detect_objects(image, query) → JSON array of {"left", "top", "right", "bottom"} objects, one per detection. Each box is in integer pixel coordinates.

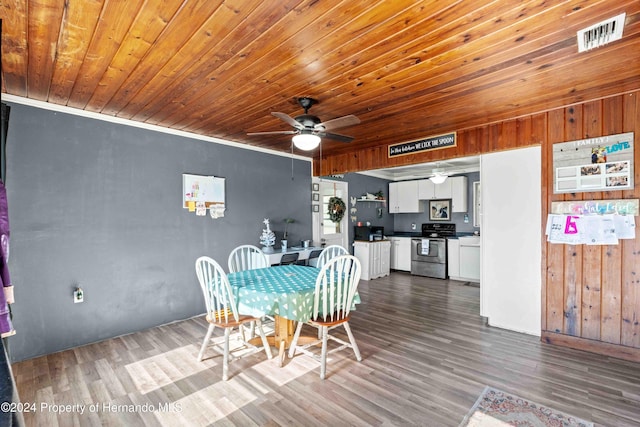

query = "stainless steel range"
[{"left": 411, "top": 223, "right": 456, "bottom": 278}]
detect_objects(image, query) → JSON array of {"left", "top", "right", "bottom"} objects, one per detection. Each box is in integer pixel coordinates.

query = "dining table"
[{"left": 227, "top": 264, "right": 360, "bottom": 366}]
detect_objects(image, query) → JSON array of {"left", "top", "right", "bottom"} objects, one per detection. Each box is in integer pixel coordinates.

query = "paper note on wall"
[
  {"left": 546, "top": 215, "right": 584, "bottom": 244},
  {"left": 209, "top": 204, "right": 225, "bottom": 218},
  {"left": 613, "top": 215, "right": 636, "bottom": 239},
  {"left": 195, "top": 201, "right": 206, "bottom": 216},
  {"left": 546, "top": 213, "right": 635, "bottom": 245},
  {"left": 582, "top": 215, "right": 618, "bottom": 245}
]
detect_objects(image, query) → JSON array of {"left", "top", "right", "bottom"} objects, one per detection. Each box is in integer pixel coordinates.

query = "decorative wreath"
[{"left": 328, "top": 196, "right": 346, "bottom": 223}]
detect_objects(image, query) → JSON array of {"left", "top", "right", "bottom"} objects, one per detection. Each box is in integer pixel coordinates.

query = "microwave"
[{"left": 354, "top": 226, "right": 384, "bottom": 241}]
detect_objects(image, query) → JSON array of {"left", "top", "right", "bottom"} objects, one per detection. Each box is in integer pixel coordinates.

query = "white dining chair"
[
  {"left": 228, "top": 244, "right": 269, "bottom": 273},
  {"left": 228, "top": 244, "right": 275, "bottom": 334},
  {"left": 316, "top": 244, "right": 348, "bottom": 268},
  {"left": 288, "top": 255, "right": 362, "bottom": 379},
  {"left": 195, "top": 256, "right": 272, "bottom": 381}
]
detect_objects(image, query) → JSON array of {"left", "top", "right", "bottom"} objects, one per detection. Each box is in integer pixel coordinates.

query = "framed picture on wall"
[
  {"left": 312, "top": 193, "right": 320, "bottom": 201},
  {"left": 429, "top": 199, "right": 451, "bottom": 221},
  {"left": 312, "top": 183, "right": 319, "bottom": 191},
  {"left": 312, "top": 204, "right": 319, "bottom": 212}
]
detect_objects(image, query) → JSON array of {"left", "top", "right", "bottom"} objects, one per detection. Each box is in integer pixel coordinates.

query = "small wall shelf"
[{"left": 356, "top": 198, "right": 386, "bottom": 203}]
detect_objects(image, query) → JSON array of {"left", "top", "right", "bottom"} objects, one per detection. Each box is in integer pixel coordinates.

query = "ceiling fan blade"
[
  {"left": 316, "top": 114, "right": 360, "bottom": 131},
  {"left": 317, "top": 131, "right": 354, "bottom": 143},
  {"left": 272, "top": 112, "right": 303, "bottom": 129},
  {"left": 247, "top": 130, "right": 296, "bottom": 136}
]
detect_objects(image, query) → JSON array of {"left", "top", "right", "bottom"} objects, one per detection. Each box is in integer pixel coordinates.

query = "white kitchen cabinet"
[
  {"left": 419, "top": 176, "right": 467, "bottom": 212},
  {"left": 390, "top": 176, "right": 468, "bottom": 213},
  {"left": 353, "top": 240, "right": 391, "bottom": 280},
  {"left": 418, "top": 179, "right": 434, "bottom": 199},
  {"left": 417, "top": 179, "right": 451, "bottom": 200},
  {"left": 449, "top": 176, "right": 468, "bottom": 212},
  {"left": 388, "top": 181, "right": 422, "bottom": 213},
  {"left": 388, "top": 182, "right": 401, "bottom": 212},
  {"left": 448, "top": 236, "right": 480, "bottom": 282},
  {"left": 389, "top": 237, "right": 399, "bottom": 269},
  {"left": 447, "top": 238, "right": 460, "bottom": 278},
  {"left": 389, "top": 236, "right": 412, "bottom": 271},
  {"left": 435, "top": 180, "right": 452, "bottom": 199},
  {"left": 458, "top": 236, "right": 480, "bottom": 282}
]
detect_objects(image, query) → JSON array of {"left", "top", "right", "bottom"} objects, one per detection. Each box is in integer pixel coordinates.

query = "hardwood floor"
[{"left": 12, "top": 272, "right": 640, "bottom": 426}]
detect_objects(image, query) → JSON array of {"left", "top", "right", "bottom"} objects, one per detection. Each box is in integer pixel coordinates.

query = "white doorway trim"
[{"left": 312, "top": 178, "right": 349, "bottom": 250}]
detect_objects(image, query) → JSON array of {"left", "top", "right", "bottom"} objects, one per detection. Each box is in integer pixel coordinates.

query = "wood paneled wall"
[
  {"left": 315, "top": 114, "right": 548, "bottom": 177},
  {"left": 319, "top": 90, "right": 640, "bottom": 361},
  {"left": 542, "top": 93, "right": 640, "bottom": 362}
]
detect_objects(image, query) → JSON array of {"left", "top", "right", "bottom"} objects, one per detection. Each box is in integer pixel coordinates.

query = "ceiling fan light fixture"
[
  {"left": 429, "top": 172, "right": 448, "bottom": 184},
  {"left": 292, "top": 132, "right": 321, "bottom": 150}
]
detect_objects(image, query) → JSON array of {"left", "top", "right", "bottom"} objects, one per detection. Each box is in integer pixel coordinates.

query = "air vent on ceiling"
[{"left": 577, "top": 12, "right": 626, "bottom": 52}]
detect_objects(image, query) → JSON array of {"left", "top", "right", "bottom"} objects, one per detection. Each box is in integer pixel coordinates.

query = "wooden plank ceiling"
[{"left": 1, "top": 0, "right": 639, "bottom": 166}]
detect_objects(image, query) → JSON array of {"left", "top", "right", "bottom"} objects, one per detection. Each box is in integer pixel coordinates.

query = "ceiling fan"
[
  {"left": 247, "top": 97, "right": 360, "bottom": 150},
  {"left": 429, "top": 162, "right": 450, "bottom": 184}
]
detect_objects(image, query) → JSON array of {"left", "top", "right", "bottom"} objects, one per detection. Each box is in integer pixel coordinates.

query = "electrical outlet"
[{"left": 73, "top": 288, "right": 84, "bottom": 303}]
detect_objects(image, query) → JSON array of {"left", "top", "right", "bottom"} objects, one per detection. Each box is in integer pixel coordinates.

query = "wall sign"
[
  {"left": 552, "top": 132, "right": 634, "bottom": 194},
  {"left": 551, "top": 199, "right": 639, "bottom": 216},
  {"left": 388, "top": 132, "right": 456, "bottom": 157}
]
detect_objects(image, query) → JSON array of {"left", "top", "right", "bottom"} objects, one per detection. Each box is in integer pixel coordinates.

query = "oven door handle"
[{"left": 412, "top": 238, "right": 446, "bottom": 257}]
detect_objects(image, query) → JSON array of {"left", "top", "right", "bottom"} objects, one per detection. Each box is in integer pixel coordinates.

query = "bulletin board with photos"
[{"left": 552, "top": 132, "right": 634, "bottom": 194}]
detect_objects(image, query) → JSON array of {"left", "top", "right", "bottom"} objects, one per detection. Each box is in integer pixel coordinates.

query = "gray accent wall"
[
  {"left": 5, "top": 103, "right": 312, "bottom": 361},
  {"left": 338, "top": 173, "right": 394, "bottom": 248}
]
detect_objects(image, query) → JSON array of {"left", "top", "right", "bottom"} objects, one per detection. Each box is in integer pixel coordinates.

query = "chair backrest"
[
  {"left": 306, "top": 249, "right": 323, "bottom": 267},
  {"left": 317, "top": 245, "right": 348, "bottom": 268},
  {"left": 195, "top": 256, "right": 239, "bottom": 323},
  {"left": 228, "top": 245, "right": 269, "bottom": 273},
  {"left": 313, "top": 255, "right": 361, "bottom": 322},
  {"left": 279, "top": 252, "right": 299, "bottom": 266}
]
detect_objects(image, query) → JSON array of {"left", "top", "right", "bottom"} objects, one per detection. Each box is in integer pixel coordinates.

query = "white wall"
[{"left": 480, "top": 146, "right": 541, "bottom": 336}]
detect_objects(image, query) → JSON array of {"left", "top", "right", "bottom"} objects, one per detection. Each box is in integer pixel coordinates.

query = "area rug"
[{"left": 459, "top": 386, "right": 593, "bottom": 427}]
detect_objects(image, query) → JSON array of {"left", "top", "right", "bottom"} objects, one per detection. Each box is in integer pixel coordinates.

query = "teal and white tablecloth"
[{"left": 227, "top": 265, "right": 359, "bottom": 322}]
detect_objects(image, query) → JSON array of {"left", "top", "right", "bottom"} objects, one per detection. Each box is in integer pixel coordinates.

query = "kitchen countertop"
[
  {"left": 448, "top": 232, "right": 480, "bottom": 239},
  {"left": 388, "top": 231, "right": 479, "bottom": 238},
  {"left": 388, "top": 232, "right": 422, "bottom": 237}
]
